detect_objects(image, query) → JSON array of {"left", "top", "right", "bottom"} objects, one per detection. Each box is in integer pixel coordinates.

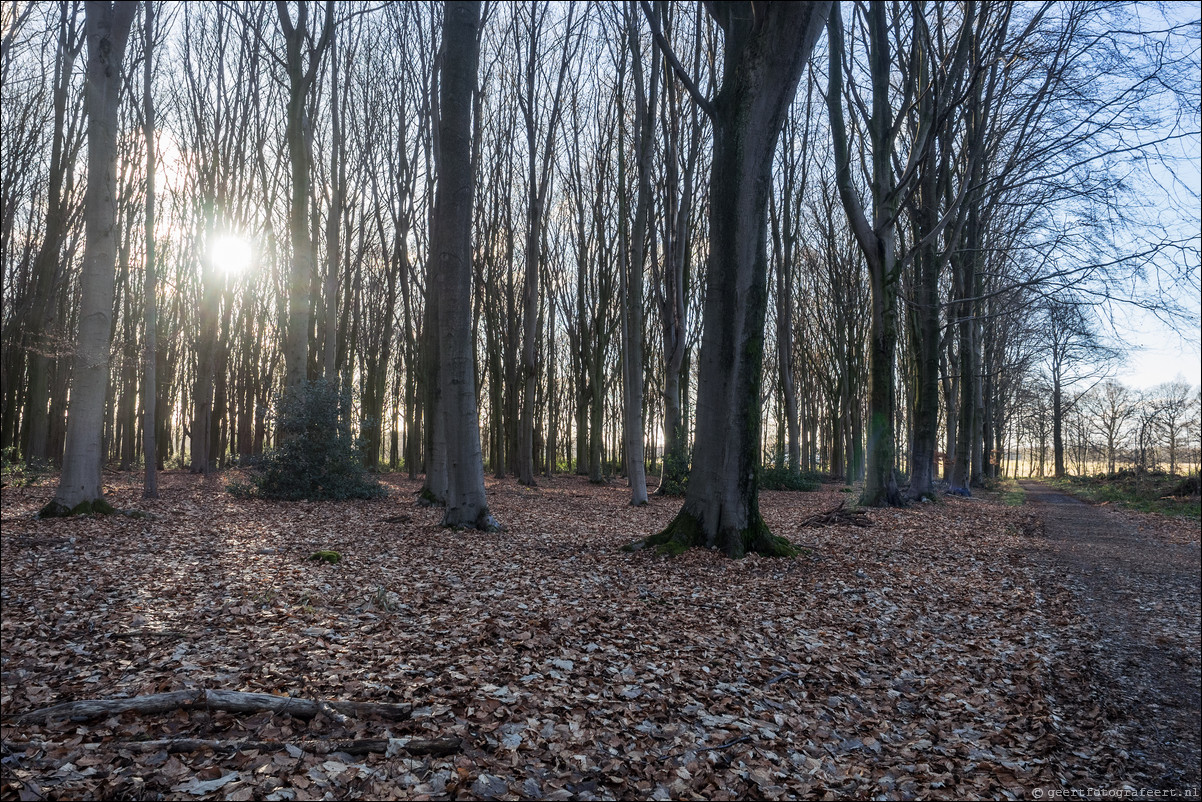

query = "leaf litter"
[{"left": 1, "top": 472, "right": 1194, "bottom": 799}]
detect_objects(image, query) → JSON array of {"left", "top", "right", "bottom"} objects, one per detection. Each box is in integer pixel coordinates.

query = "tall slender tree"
[
  {"left": 618, "top": 0, "right": 659, "bottom": 506},
  {"left": 277, "top": 0, "right": 333, "bottom": 390},
  {"left": 142, "top": 0, "right": 158, "bottom": 499},
  {"left": 427, "top": 0, "right": 496, "bottom": 530},
  {"left": 41, "top": 0, "right": 137, "bottom": 517}
]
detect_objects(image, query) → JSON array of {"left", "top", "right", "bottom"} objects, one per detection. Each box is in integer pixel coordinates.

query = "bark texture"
[
  {"left": 43, "top": 1, "right": 136, "bottom": 517},
  {"left": 431, "top": 0, "right": 496, "bottom": 530},
  {"left": 646, "top": 1, "right": 830, "bottom": 558}
]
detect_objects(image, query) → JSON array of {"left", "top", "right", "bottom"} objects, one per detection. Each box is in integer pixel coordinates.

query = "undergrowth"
[{"left": 1047, "top": 471, "right": 1200, "bottom": 519}]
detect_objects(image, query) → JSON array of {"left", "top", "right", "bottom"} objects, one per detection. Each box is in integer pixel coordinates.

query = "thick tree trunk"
[
  {"left": 588, "top": 352, "right": 605, "bottom": 483},
  {"left": 42, "top": 0, "right": 136, "bottom": 517},
  {"left": 949, "top": 257, "right": 975, "bottom": 495},
  {"left": 430, "top": 0, "right": 496, "bottom": 530},
  {"left": 906, "top": 232, "right": 941, "bottom": 500},
  {"left": 640, "top": 1, "right": 830, "bottom": 558}
]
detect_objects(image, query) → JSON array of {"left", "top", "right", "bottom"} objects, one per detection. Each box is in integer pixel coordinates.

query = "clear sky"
[{"left": 1104, "top": 4, "right": 1201, "bottom": 391}]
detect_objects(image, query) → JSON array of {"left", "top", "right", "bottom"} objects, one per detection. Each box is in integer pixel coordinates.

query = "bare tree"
[
  {"left": 42, "top": 0, "right": 136, "bottom": 517},
  {"left": 425, "top": 0, "right": 497, "bottom": 530},
  {"left": 513, "top": 1, "right": 579, "bottom": 486},
  {"left": 637, "top": 0, "right": 831, "bottom": 557},
  {"left": 825, "top": 1, "right": 913, "bottom": 507},
  {"left": 617, "top": 1, "right": 659, "bottom": 505},
  {"left": 142, "top": 0, "right": 158, "bottom": 498},
  {"left": 20, "top": 2, "right": 85, "bottom": 465},
  {"left": 1089, "top": 380, "right": 1135, "bottom": 475},
  {"left": 1154, "top": 379, "right": 1199, "bottom": 477},
  {"left": 277, "top": 0, "right": 333, "bottom": 390}
]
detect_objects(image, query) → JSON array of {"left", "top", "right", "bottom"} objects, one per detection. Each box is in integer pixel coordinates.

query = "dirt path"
[{"left": 1020, "top": 481, "right": 1201, "bottom": 790}]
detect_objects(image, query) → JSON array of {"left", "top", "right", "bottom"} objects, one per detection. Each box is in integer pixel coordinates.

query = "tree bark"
[
  {"left": 142, "top": 0, "right": 158, "bottom": 498},
  {"left": 23, "top": 2, "right": 84, "bottom": 465},
  {"left": 640, "top": 1, "right": 830, "bottom": 558},
  {"left": 826, "top": 2, "right": 902, "bottom": 507},
  {"left": 42, "top": 1, "right": 136, "bottom": 517},
  {"left": 619, "top": 2, "right": 657, "bottom": 506},
  {"left": 429, "top": 0, "right": 496, "bottom": 530},
  {"left": 277, "top": 0, "right": 333, "bottom": 390}
]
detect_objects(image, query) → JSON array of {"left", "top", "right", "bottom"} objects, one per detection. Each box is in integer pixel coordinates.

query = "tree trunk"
[
  {"left": 641, "top": 1, "right": 830, "bottom": 558},
  {"left": 826, "top": 2, "right": 902, "bottom": 507},
  {"left": 278, "top": 1, "right": 333, "bottom": 390},
  {"left": 619, "top": 3, "right": 657, "bottom": 506},
  {"left": 142, "top": 0, "right": 157, "bottom": 498},
  {"left": 321, "top": 21, "right": 342, "bottom": 379},
  {"left": 1052, "top": 370, "right": 1065, "bottom": 478},
  {"left": 42, "top": 0, "right": 136, "bottom": 517},
  {"left": 23, "top": 2, "right": 84, "bottom": 465},
  {"left": 429, "top": 0, "right": 496, "bottom": 530}
]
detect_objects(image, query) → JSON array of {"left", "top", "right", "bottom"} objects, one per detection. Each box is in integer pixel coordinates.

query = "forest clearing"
[{"left": 2, "top": 472, "right": 1198, "bottom": 800}]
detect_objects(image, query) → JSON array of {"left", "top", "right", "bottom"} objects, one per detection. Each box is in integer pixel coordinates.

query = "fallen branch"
[
  {"left": 2, "top": 735, "right": 461, "bottom": 758},
  {"left": 698, "top": 734, "right": 752, "bottom": 752},
  {"left": 12, "top": 689, "right": 412, "bottom": 725},
  {"left": 797, "top": 501, "right": 871, "bottom": 528}
]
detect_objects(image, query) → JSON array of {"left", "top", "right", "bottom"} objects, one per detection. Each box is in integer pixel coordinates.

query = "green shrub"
[
  {"left": 2, "top": 447, "right": 48, "bottom": 487},
  {"left": 758, "top": 466, "right": 820, "bottom": 492},
  {"left": 232, "top": 379, "right": 385, "bottom": 501},
  {"left": 656, "top": 452, "right": 690, "bottom": 496}
]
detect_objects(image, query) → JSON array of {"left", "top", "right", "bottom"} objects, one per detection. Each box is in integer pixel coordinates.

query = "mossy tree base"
[
  {"left": 441, "top": 508, "right": 503, "bottom": 532},
  {"left": 38, "top": 498, "right": 116, "bottom": 519},
  {"left": 416, "top": 487, "right": 445, "bottom": 507},
  {"left": 624, "top": 507, "right": 797, "bottom": 559}
]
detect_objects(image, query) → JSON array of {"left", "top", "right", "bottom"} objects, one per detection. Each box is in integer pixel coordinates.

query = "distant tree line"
[{"left": 1013, "top": 378, "right": 1200, "bottom": 479}]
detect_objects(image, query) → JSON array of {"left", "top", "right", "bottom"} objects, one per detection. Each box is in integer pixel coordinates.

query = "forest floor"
[{"left": 1, "top": 471, "right": 1198, "bottom": 801}]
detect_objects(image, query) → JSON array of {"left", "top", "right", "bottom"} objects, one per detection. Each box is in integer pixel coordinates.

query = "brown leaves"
[{"left": 0, "top": 472, "right": 1169, "bottom": 799}]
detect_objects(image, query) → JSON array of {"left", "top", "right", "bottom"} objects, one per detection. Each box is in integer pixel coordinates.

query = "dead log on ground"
[
  {"left": 797, "top": 500, "right": 872, "bottom": 528},
  {"left": 12, "top": 689, "right": 412, "bottom": 725},
  {"left": 2, "top": 735, "right": 462, "bottom": 758}
]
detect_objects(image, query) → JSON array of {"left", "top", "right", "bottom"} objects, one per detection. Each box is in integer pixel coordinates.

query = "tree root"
[
  {"left": 13, "top": 689, "right": 413, "bottom": 725},
  {"left": 37, "top": 498, "right": 116, "bottom": 519},
  {"left": 624, "top": 507, "right": 797, "bottom": 558}
]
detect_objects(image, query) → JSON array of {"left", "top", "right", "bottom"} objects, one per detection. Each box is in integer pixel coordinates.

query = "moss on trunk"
[
  {"left": 416, "top": 486, "right": 445, "bottom": 507},
  {"left": 624, "top": 506, "right": 797, "bottom": 559},
  {"left": 38, "top": 498, "right": 116, "bottom": 519}
]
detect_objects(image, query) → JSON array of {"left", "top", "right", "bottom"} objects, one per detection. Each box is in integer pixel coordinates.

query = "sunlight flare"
[{"left": 209, "top": 234, "right": 253, "bottom": 276}]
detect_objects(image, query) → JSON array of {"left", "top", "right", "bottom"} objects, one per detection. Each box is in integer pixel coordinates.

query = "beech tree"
[
  {"left": 142, "top": 0, "right": 157, "bottom": 498},
  {"left": 41, "top": 0, "right": 136, "bottom": 517},
  {"left": 617, "top": 0, "right": 659, "bottom": 506},
  {"left": 426, "top": 0, "right": 496, "bottom": 530},
  {"left": 277, "top": 0, "right": 333, "bottom": 390},
  {"left": 637, "top": 0, "right": 831, "bottom": 558}
]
